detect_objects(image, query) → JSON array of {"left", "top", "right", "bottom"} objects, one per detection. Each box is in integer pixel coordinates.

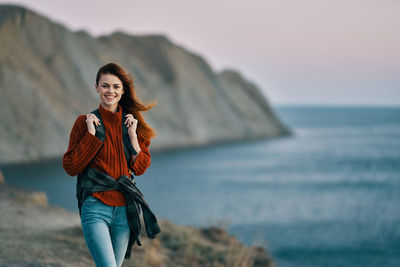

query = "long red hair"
[{"left": 95, "top": 62, "right": 158, "bottom": 140}]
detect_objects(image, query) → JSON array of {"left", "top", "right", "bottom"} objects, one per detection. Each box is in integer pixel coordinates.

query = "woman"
[{"left": 62, "top": 62, "right": 158, "bottom": 267}]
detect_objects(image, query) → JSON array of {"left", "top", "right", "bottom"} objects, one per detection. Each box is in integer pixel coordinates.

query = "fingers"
[
  {"left": 125, "top": 119, "right": 134, "bottom": 127},
  {"left": 124, "top": 114, "right": 136, "bottom": 127},
  {"left": 87, "top": 113, "right": 136, "bottom": 127},
  {"left": 124, "top": 114, "right": 130, "bottom": 125},
  {"left": 95, "top": 117, "right": 101, "bottom": 126},
  {"left": 86, "top": 114, "right": 101, "bottom": 126}
]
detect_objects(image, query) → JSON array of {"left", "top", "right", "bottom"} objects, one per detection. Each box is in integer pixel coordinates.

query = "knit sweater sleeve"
[
  {"left": 62, "top": 115, "right": 103, "bottom": 176},
  {"left": 129, "top": 138, "right": 151, "bottom": 176}
]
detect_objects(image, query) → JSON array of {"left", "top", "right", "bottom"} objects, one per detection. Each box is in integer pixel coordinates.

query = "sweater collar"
[{"left": 98, "top": 103, "right": 122, "bottom": 124}]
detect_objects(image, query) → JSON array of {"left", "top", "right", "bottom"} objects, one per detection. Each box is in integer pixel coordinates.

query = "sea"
[{"left": 1, "top": 105, "right": 399, "bottom": 267}]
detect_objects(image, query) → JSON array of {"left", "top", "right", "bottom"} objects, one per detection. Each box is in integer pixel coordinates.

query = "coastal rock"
[{"left": 0, "top": 4, "right": 292, "bottom": 164}]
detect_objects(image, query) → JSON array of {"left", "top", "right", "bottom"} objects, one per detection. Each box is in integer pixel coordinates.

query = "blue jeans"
[{"left": 80, "top": 195, "right": 131, "bottom": 267}]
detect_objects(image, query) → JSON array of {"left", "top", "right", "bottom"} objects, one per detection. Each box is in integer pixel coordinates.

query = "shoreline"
[
  {"left": 0, "top": 171, "right": 275, "bottom": 266},
  {"left": 0, "top": 131, "right": 292, "bottom": 167}
]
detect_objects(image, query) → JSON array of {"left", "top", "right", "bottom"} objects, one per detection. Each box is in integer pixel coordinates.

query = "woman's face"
[{"left": 95, "top": 73, "right": 124, "bottom": 108}]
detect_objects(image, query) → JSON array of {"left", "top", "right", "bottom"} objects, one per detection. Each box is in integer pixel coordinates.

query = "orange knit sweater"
[{"left": 62, "top": 103, "right": 151, "bottom": 206}]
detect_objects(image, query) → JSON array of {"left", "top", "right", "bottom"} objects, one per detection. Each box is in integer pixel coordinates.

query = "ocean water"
[{"left": 2, "top": 105, "right": 400, "bottom": 267}]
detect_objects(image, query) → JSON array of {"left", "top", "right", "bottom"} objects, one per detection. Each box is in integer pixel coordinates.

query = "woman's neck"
[{"left": 100, "top": 102, "right": 118, "bottom": 113}]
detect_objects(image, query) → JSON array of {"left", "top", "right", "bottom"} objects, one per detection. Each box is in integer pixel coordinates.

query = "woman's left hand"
[{"left": 124, "top": 114, "right": 138, "bottom": 137}]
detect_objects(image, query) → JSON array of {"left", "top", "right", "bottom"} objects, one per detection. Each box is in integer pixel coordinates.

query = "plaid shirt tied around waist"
[{"left": 76, "top": 167, "right": 161, "bottom": 259}]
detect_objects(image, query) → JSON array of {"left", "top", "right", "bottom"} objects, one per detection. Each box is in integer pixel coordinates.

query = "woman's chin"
[{"left": 102, "top": 99, "right": 118, "bottom": 106}]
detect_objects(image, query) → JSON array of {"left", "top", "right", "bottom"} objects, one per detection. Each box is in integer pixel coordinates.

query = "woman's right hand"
[{"left": 86, "top": 114, "right": 101, "bottom": 135}]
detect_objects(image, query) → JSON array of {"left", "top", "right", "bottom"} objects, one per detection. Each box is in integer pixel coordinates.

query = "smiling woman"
[
  {"left": 97, "top": 74, "right": 124, "bottom": 104},
  {"left": 62, "top": 62, "right": 160, "bottom": 266}
]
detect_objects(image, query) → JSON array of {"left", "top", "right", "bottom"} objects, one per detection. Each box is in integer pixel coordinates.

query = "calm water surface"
[{"left": 2, "top": 105, "right": 400, "bottom": 267}]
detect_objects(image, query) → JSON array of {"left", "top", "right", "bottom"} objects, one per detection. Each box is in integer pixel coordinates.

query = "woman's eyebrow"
[{"left": 101, "top": 82, "right": 121, "bottom": 86}]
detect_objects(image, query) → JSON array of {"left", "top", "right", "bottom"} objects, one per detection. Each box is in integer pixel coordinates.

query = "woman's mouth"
[{"left": 105, "top": 94, "right": 116, "bottom": 99}]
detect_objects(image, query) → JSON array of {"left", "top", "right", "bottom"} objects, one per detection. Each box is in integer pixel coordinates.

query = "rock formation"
[{"left": 0, "top": 4, "right": 291, "bottom": 164}]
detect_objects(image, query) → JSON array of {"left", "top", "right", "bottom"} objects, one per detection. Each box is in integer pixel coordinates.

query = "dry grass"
[
  {"left": 0, "top": 179, "right": 275, "bottom": 267},
  {"left": 128, "top": 220, "right": 275, "bottom": 267}
]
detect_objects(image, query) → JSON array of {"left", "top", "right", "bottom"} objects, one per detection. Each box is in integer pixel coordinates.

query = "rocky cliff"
[{"left": 0, "top": 4, "right": 291, "bottom": 164}]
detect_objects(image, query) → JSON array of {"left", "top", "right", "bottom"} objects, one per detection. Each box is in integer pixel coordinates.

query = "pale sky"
[{"left": 1, "top": 0, "right": 399, "bottom": 106}]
